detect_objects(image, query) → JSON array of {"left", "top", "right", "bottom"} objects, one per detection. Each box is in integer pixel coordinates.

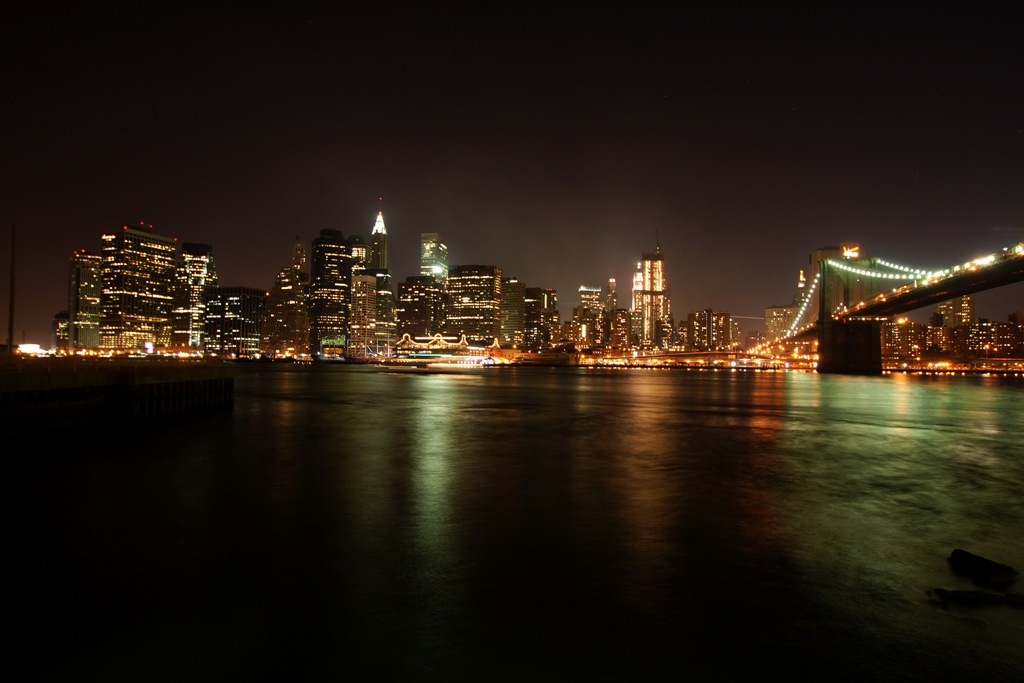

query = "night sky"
[{"left": 5, "top": 6, "right": 1023, "bottom": 346}]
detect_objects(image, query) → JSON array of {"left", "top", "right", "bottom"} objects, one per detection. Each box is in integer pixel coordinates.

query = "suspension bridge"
[{"left": 784, "top": 242, "right": 1024, "bottom": 374}]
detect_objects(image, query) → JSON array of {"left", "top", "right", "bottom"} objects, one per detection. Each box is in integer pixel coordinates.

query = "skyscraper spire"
[{"left": 371, "top": 201, "right": 388, "bottom": 271}]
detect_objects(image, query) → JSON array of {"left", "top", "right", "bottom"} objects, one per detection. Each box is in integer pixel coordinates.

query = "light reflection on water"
[{"left": 12, "top": 365, "right": 1023, "bottom": 681}]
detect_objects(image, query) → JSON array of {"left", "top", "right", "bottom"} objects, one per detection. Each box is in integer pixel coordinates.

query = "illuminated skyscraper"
[
  {"left": 369, "top": 269, "right": 396, "bottom": 357},
  {"left": 684, "top": 308, "right": 732, "bottom": 351},
  {"left": 364, "top": 205, "right": 396, "bottom": 356},
  {"left": 636, "top": 247, "right": 672, "bottom": 348},
  {"left": 578, "top": 285, "right": 602, "bottom": 312},
  {"left": 603, "top": 278, "right": 617, "bottom": 313},
  {"left": 260, "top": 236, "right": 310, "bottom": 358},
  {"left": 447, "top": 264, "right": 502, "bottom": 343},
  {"left": 610, "top": 308, "right": 632, "bottom": 350},
  {"left": 99, "top": 222, "right": 178, "bottom": 351},
  {"left": 170, "top": 243, "right": 217, "bottom": 351},
  {"left": 397, "top": 275, "right": 445, "bottom": 338},
  {"left": 575, "top": 285, "right": 603, "bottom": 348},
  {"left": 206, "top": 287, "right": 266, "bottom": 358},
  {"left": 309, "top": 229, "right": 352, "bottom": 358},
  {"left": 934, "top": 295, "right": 975, "bottom": 327},
  {"left": 348, "top": 274, "right": 377, "bottom": 358},
  {"left": 500, "top": 276, "right": 526, "bottom": 347},
  {"left": 347, "top": 234, "right": 370, "bottom": 277},
  {"left": 52, "top": 311, "right": 69, "bottom": 352},
  {"left": 420, "top": 232, "right": 448, "bottom": 281},
  {"left": 370, "top": 208, "right": 388, "bottom": 271},
  {"left": 524, "top": 287, "right": 559, "bottom": 351},
  {"left": 68, "top": 249, "right": 101, "bottom": 352}
]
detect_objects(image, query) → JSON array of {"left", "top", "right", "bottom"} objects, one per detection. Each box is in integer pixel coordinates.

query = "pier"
[{"left": 0, "top": 357, "right": 238, "bottom": 429}]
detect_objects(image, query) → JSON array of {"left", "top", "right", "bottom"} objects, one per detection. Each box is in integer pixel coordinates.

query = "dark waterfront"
[{"left": 11, "top": 365, "right": 1024, "bottom": 681}]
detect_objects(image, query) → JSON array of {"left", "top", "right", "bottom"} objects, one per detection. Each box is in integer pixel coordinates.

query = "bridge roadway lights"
[{"left": 817, "top": 319, "right": 883, "bottom": 375}]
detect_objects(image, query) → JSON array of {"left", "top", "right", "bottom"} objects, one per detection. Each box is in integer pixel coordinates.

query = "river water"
[{"left": 11, "top": 365, "right": 1024, "bottom": 681}]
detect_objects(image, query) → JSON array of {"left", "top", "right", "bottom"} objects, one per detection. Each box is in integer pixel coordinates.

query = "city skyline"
[{"left": 5, "top": 6, "right": 1023, "bottom": 345}]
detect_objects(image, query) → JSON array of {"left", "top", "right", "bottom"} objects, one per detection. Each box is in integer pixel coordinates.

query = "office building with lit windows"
[
  {"left": 447, "top": 264, "right": 502, "bottom": 343},
  {"left": 206, "top": 287, "right": 267, "bottom": 358},
  {"left": 420, "top": 232, "right": 449, "bottom": 281},
  {"left": 684, "top": 308, "right": 733, "bottom": 351},
  {"left": 349, "top": 274, "right": 378, "bottom": 358},
  {"left": 574, "top": 285, "right": 604, "bottom": 348},
  {"left": 68, "top": 249, "right": 102, "bottom": 353},
  {"left": 934, "top": 295, "right": 975, "bottom": 328},
  {"left": 635, "top": 247, "right": 672, "bottom": 348},
  {"left": 170, "top": 242, "right": 218, "bottom": 351},
  {"left": 524, "top": 287, "right": 559, "bottom": 351},
  {"left": 309, "top": 229, "right": 352, "bottom": 358},
  {"left": 397, "top": 275, "right": 445, "bottom": 338},
  {"left": 99, "top": 222, "right": 178, "bottom": 351},
  {"left": 500, "top": 276, "right": 526, "bottom": 348},
  {"left": 260, "top": 236, "right": 310, "bottom": 358}
]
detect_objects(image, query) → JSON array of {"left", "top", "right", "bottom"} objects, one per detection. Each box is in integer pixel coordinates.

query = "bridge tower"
[{"left": 816, "top": 259, "right": 883, "bottom": 374}]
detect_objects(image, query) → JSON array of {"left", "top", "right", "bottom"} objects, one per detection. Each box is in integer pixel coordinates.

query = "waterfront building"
[
  {"left": 260, "top": 236, "right": 310, "bottom": 358},
  {"left": 684, "top": 308, "right": 733, "bottom": 351},
  {"left": 348, "top": 274, "right": 377, "bottom": 358},
  {"left": 500, "top": 276, "right": 526, "bottom": 348},
  {"left": 52, "top": 311, "right": 69, "bottom": 352},
  {"left": 420, "top": 232, "right": 448, "bottom": 281},
  {"left": 524, "top": 287, "right": 559, "bottom": 351},
  {"left": 205, "top": 287, "right": 267, "bottom": 358},
  {"left": 369, "top": 268, "right": 397, "bottom": 357},
  {"left": 99, "top": 222, "right": 178, "bottom": 351},
  {"left": 765, "top": 305, "right": 798, "bottom": 341},
  {"left": 609, "top": 309, "right": 632, "bottom": 351},
  {"left": 765, "top": 270, "right": 806, "bottom": 339},
  {"left": 966, "top": 319, "right": 1023, "bottom": 357},
  {"left": 309, "top": 229, "right": 352, "bottom": 359},
  {"left": 170, "top": 243, "right": 217, "bottom": 351},
  {"left": 447, "top": 265, "right": 502, "bottom": 344},
  {"left": 744, "top": 330, "right": 767, "bottom": 351},
  {"left": 883, "top": 318, "right": 929, "bottom": 360},
  {"left": 574, "top": 285, "right": 604, "bottom": 349},
  {"left": 397, "top": 275, "right": 445, "bottom": 338},
  {"left": 67, "top": 249, "right": 102, "bottom": 353}
]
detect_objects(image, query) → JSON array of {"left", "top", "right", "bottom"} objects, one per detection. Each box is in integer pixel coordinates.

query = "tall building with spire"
[
  {"left": 366, "top": 205, "right": 396, "bottom": 356},
  {"left": 370, "top": 200, "right": 388, "bottom": 271}
]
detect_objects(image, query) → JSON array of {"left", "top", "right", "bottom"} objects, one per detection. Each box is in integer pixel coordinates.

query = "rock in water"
[{"left": 948, "top": 549, "right": 1018, "bottom": 586}]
